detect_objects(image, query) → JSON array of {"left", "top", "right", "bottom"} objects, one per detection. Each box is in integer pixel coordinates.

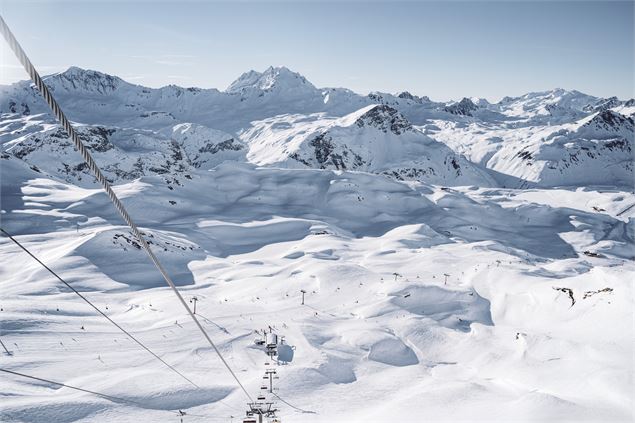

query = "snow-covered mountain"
[
  {"left": 226, "top": 66, "right": 316, "bottom": 97},
  {"left": 430, "top": 107, "right": 634, "bottom": 187},
  {"left": 2, "top": 121, "right": 244, "bottom": 186},
  {"left": 241, "top": 104, "right": 494, "bottom": 186},
  {"left": 0, "top": 66, "right": 368, "bottom": 133},
  {"left": 1, "top": 66, "right": 632, "bottom": 188},
  {"left": 494, "top": 88, "right": 601, "bottom": 122}
]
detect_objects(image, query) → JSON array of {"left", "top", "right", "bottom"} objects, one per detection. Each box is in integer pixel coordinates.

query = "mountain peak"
[
  {"left": 444, "top": 97, "right": 479, "bottom": 116},
  {"left": 226, "top": 66, "right": 315, "bottom": 94},
  {"left": 354, "top": 105, "right": 413, "bottom": 135},
  {"left": 47, "top": 66, "right": 124, "bottom": 94},
  {"left": 63, "top": 65, "right": 86, "bottom": 74},
  {"left": 584, "top": 109, "right": 634, "bottom": 131},
  {"left": 56, "top": 66, "right": 120, "bottom": 81}
]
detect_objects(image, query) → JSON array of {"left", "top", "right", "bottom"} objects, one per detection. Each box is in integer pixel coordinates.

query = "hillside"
[{"left": 0, "top": 66, "right": 633, "bottom": 423}]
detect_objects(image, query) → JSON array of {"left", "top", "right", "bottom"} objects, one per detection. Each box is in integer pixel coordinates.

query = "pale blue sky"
[{"left": 0, "top": 0, "right": 633, "bottom": 101}]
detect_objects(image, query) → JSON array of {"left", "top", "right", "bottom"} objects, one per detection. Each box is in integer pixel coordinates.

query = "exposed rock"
[
  {"left": 444, "top": 97, "right": 479, "bottom": 116},
  {"left": 355, "top": 105, "right": 413, "bottom": 135}
]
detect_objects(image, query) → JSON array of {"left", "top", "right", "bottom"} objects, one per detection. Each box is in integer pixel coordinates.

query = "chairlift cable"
[
  {"left": 0, "top": 227, "right": 199, "bottom": 389},
  {"left": 272, "top": 392, "right": 317, "bottom": 414},
  {"left": 1, "top": 368, "right": 171, "bottom": 414},
  {"left": 2, "top": 368, "right": 232, "bottom": 421}
]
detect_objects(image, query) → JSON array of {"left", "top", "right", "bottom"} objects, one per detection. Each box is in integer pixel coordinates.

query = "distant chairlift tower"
[
  {"left": 265, "top": 332, "right": 278, "bottom": 360},
  {"left": 189, "top": 296, "right": 198, "bottom": 314},
  {"left": 264, "top": 368, "right": 278, "bottom": 393}
]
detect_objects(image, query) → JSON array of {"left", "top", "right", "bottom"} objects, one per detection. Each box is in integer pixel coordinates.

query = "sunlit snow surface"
[
  {"left": 2, "top": 158, "right": 633, "bottom": 422},
  {"left": 0, "top": 67, "right": 634, "bottom": 422}
]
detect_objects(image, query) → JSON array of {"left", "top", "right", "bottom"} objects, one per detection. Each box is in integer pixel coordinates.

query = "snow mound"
[
  {"left": 74, "top": 228, "right": 205, "bottom": 288},
  {"left": 368, "top": 337, "right": 419, "bottom": 366}
]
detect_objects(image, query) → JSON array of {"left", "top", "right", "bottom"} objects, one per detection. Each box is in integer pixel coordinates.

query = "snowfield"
[{"left": 0, "top": 66, "right": 633, "bottom": 423}]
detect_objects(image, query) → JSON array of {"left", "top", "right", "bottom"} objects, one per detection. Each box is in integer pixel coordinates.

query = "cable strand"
[{"left": 1, "top": 368, "right": 165, "bottom": 411}]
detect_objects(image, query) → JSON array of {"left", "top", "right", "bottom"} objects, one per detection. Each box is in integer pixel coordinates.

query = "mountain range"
[{"left": 1, "top": 65, "right": 633, "bottom": 189}]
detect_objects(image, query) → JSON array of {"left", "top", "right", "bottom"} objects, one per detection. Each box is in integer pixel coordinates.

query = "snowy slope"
[
  {"left": 429, "top": 109, "right": 634, "bottom": 188},
  {"left": 494, "top": 88, "right": 601, "bottom": 123},
  {"left": 241, "top": 105, "right": 494, "bottom": 186},
  {"left": 2, "top": 121, "right": 244, "bottom": 186},
  {"left": 1, "top": 66, "right": 634, "bottom": 423},
  {"left": 1, "top": 152, "right": 633, "bottom": 422}
]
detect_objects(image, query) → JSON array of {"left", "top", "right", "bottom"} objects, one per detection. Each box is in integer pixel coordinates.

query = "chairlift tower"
[
  {"left": 189, "top": 296, "right": 198, "bottom": 314},
  {"left": 264, "top": 368, "right": 278, "bottom": 393},
  {"left": 244, "top": 399, "right": 280, "bottom": 423},
  {"left": 265, "top": 332, "right": 278, "bottom": 360}
]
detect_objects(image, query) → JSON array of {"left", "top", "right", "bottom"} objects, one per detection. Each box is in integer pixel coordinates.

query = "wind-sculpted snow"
[
  {"left": 388, "top": 286, "right": 493, "bottom": 331},
  {"left": 1, "top": 66, "right": 634, "bottom": 423},
  {"left": 74, "top": 228, "right": 205, "bottom": 288}
]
